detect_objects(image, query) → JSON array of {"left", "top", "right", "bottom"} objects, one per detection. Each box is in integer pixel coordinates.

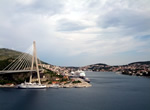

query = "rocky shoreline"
[
  {"left": 0, "top": 84, "right": 15, "bottom": 88},
  {"left": 47, "top": 78, "right": 92, "bottom": 88},
  {"left": 0, "top": 78, "right": 92, "bottom": 88}
]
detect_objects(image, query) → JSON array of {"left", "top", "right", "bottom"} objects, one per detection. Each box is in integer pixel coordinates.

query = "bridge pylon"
[{"left": 29, "top": 41, "right": 41, "bottom": 84}]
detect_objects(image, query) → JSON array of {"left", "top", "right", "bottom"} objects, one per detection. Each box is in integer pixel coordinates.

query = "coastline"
[
  {"left": 47, "top": 78, "right": 92, "bottom": 88},
  {"left": 0, "top": 78, "right": 92, "bottom": 88},
  {"left": 0, "top": 85, "right": 15, "bottom": 88}
]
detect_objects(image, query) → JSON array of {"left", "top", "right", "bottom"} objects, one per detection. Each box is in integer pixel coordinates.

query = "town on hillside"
[
  {"left": 80, "top": 62, "right": 150, "bottom": 76},
  {"left": 41, "top": 61, "right": 150, "bottom": 77}
]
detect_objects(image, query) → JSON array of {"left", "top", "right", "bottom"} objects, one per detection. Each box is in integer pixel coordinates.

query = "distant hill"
[
  {"left": 0, "top": 48, "right": 48, "bottom": 70},
  {"left": 88, "top": 63, "right": 108, "bottom": 66},
  {"left": 0, "top": 48, "right": 23, "bottom": 70},
  {"left": 128, "top": 61, "right": 150, "bottom": 65},
  {"left": 0, "top": 48, "right": 22, "bottom": 61},
  {"left": 80, "top": 63, "right": 109, "bottom": 71},
  {"left": 80, "top": 61, "right": 150, "bottom": 73}
]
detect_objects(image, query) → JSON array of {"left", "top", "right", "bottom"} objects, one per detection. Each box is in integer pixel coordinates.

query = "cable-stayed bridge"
[{"left": 0, "top": 41, "right": 42, "bottom": 84}]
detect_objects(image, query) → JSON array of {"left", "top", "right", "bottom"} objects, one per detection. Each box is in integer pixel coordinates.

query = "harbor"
[
  {"left": 0, "top": 79, "right": 91, "bottom": 88},
  {"left": 1, "top": 72, "right": 150, "bottom": 110},
  {"left": 0, "top": 69, "right": 92, "bottom": 88}
]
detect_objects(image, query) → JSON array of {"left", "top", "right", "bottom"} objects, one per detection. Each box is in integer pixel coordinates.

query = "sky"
[{"left": 0, "top": 0, "right": 150, "bottom": 66}]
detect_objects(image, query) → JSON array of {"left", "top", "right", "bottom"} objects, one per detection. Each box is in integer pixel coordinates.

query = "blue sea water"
[{"left": 0, "top": 72, "right": 150, "bottom": 110}]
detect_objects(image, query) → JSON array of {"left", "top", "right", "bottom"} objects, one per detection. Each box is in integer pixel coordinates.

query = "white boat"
[
  {"left": 84, "top": 77, "right": 90, "bottom": 83},
  {"left": 17, "top": 82, "right": 46, "bottom": 89},
  {"left": 74, "top": 70, "right": 86, "bottom": 77},
  {"left": 71, "top": 71, "right": 75, "bottom": 75},
  {"left": 17, "top": 41, "right": 46, "bottom": 89}
]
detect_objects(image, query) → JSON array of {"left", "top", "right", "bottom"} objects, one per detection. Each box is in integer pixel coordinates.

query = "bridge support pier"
[{"left": 29, "top": 41, "right": 41, "bottom": 84}]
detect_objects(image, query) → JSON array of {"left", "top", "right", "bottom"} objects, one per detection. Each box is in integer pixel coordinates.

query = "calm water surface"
[{"left": 0, "top": 72, "right": 150, "bottom": 110}]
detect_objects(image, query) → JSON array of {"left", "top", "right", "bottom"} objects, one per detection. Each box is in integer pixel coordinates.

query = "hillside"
[
  {"left": 0, "top": 48, "right": 48, "bottom": 70},
  {"left": 0, "top": 48, "right": 150, "bottom": 77},
  {"left": 0, "top": 48, "right": 22, "bottom": 61},
  {"left": 80, "top": 61, "right": 150, "bottom": 76},
  {"left": 0, "top": 48, "right": 68, "bottom": 85},
  {"left": 80, "top": 63, "right": 110, "bottom": 71},
  {"left": 0, "top": 48, "right": 23, "bottom": 70},
  {"left": 128, "top": 61, "right": 150, "bottom": 65}
]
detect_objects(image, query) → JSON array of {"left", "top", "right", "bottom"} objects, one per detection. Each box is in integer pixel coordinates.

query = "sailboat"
[{"left": 17, "top": 41, "right": 46, "bottom": 89}]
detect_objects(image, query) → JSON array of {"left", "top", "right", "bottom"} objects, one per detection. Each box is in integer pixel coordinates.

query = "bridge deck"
[{"left": 0, "top": 70, "right": 42, "bottom": 74}]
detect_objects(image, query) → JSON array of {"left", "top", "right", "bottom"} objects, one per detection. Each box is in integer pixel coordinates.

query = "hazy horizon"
[{"left": 0, "top": 47, "right": 149, "bottom": 67}]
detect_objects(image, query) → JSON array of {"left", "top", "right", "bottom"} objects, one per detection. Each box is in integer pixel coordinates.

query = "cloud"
[
  {"left": 15, "top": 0, "right": 64, "bottom": 15},
  {"left": 0, "top": 0, "right": 150, "bottom": 66},
  {"left": 16, "top": 0, "right": 35, "bottom": 5},
  {"left": 97, "top": 9, "right": 150, "bottom": 32},
  {"left": 57, "top": 19, "right": 88, "bottom": 32},
  {"left": 137, "top": 35, "right": 150, "bottom": 40}
]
